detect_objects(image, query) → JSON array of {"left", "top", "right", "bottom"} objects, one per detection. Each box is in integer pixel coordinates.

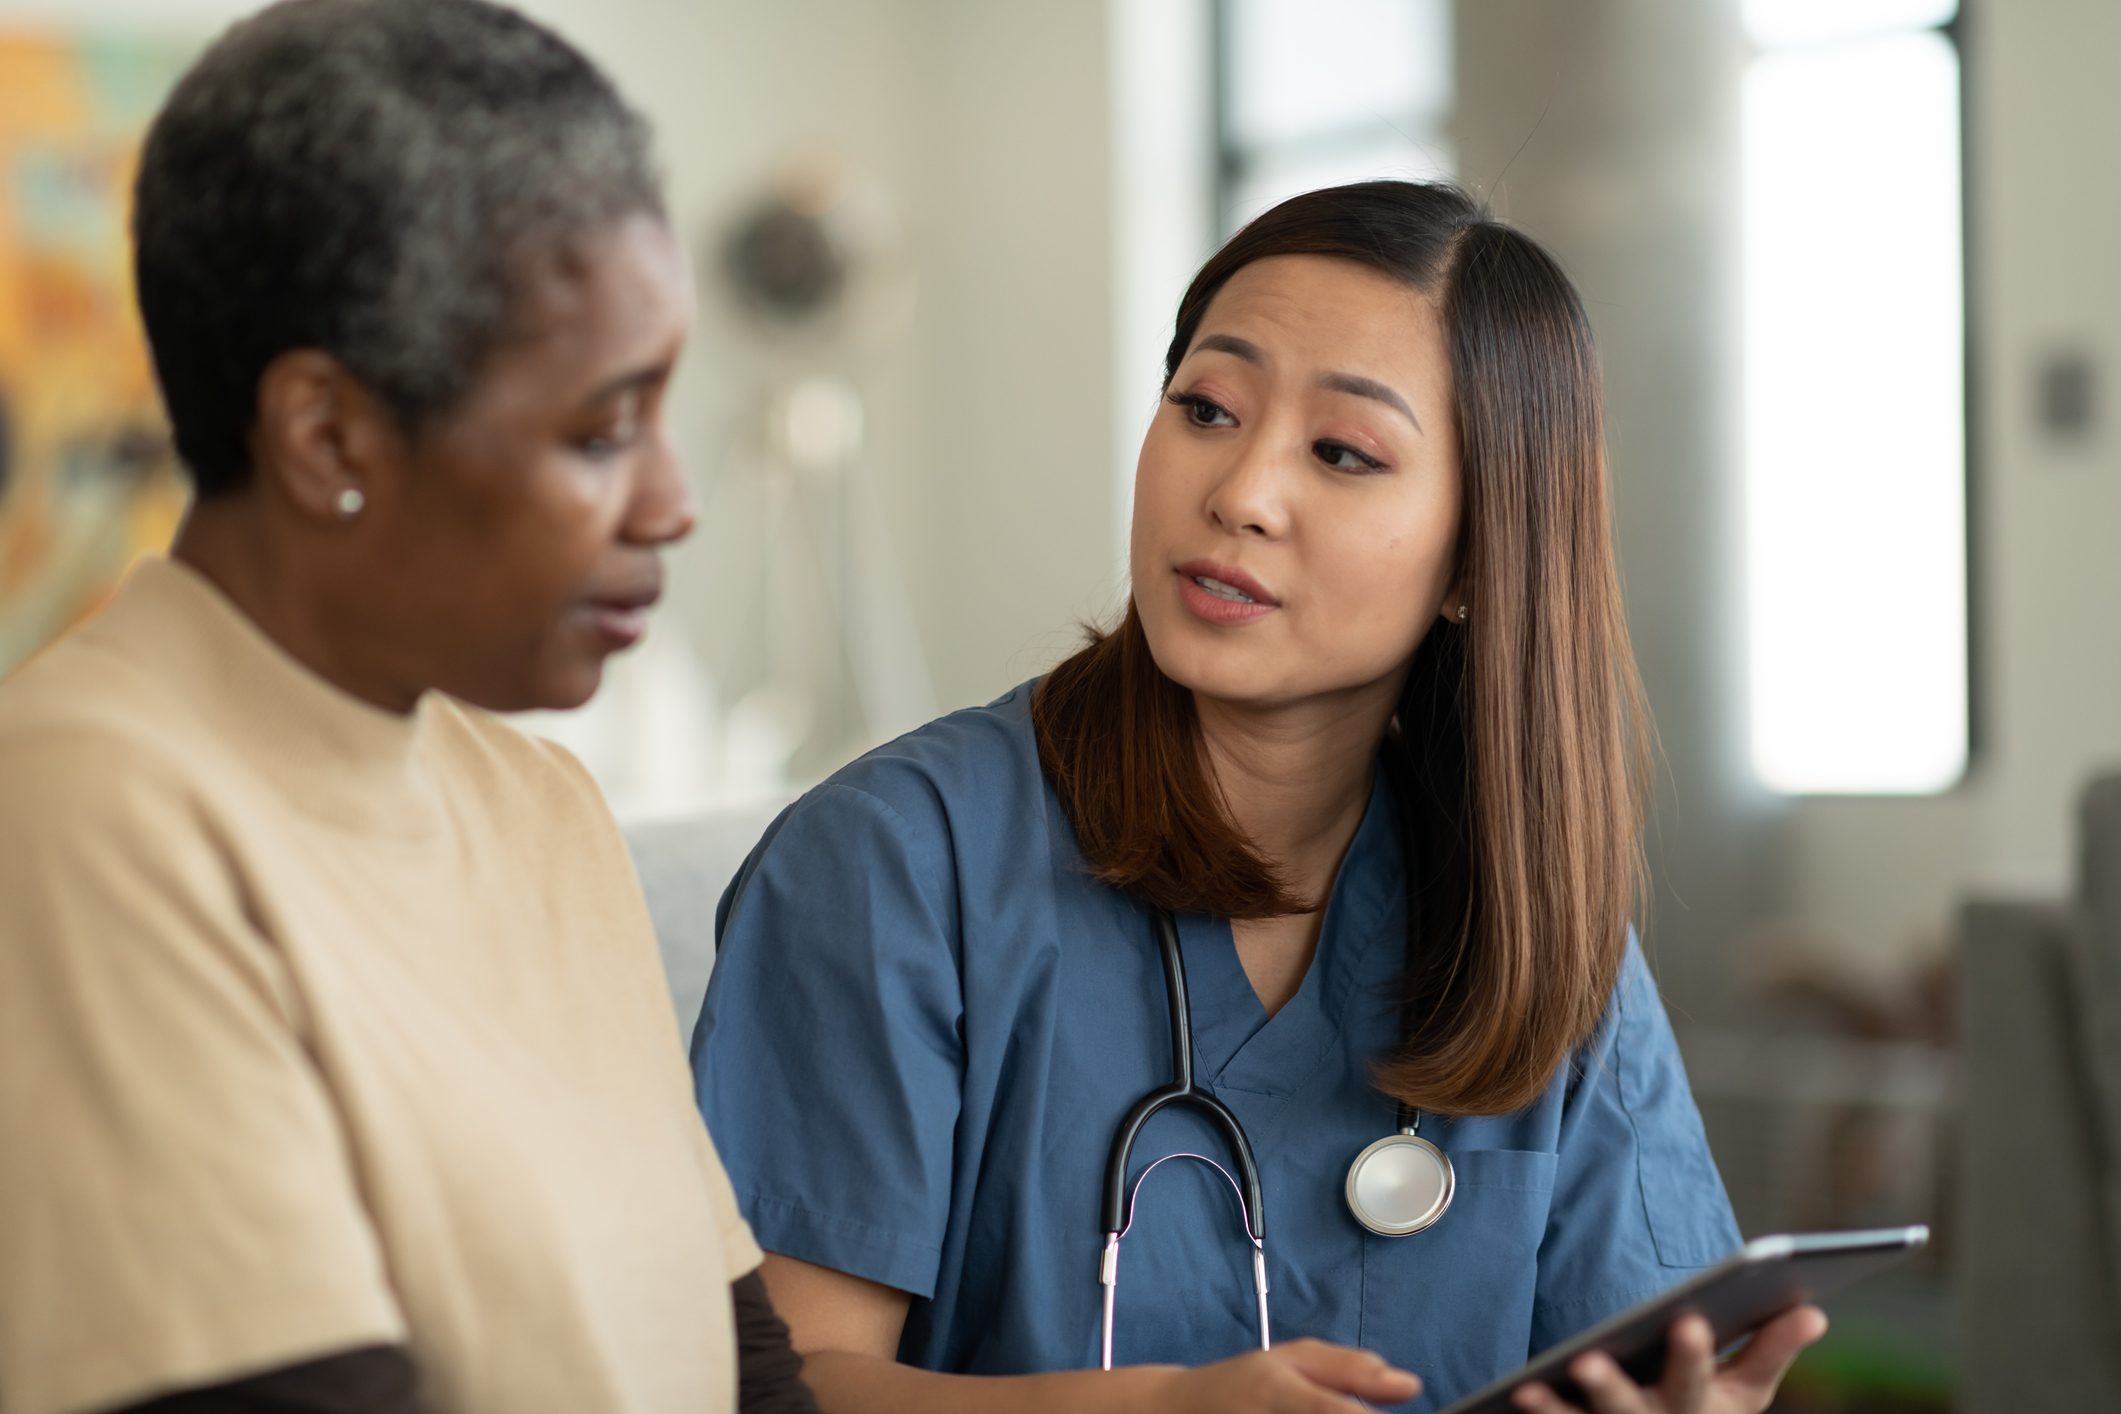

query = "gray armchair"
[{"left": 1956, "top": 776, "right": 2121, "bottom": 1410}]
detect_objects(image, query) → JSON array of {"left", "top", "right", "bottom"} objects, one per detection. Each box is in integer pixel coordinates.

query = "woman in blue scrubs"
[{"left": 692, "top": 182, "right": 1824, "bottom": 1414}]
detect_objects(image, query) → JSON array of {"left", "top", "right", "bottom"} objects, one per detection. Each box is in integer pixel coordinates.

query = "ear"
[
  {"left": 250, "top": 350, "right": 400, "bottom": 522},
  {"left": 1438, "top": 575, "right": 1469, "bottom": 626}
]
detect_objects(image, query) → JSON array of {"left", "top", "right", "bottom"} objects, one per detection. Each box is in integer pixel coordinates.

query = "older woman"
[{"left": 0, "top": 3, "right": 813, "bottom": 1412}]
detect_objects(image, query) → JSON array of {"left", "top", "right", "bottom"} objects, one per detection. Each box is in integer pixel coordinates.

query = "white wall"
[{"left": 896, "top": 0, "right": 1123, "bottom": 709}]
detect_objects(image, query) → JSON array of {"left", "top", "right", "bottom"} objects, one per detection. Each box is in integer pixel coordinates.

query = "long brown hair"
[{"left": 1034, "top": 181, "right": 1650, "bottom": 1116}]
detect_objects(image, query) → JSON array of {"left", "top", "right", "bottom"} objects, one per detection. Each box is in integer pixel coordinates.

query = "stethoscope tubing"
[{"left": 1097, "top": 912, "right": 1267, "bottom": 1242}]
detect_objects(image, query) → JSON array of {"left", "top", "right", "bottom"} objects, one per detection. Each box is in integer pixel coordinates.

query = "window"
[
  {"left": 1214, "top": 0, "right": 1454, "bottom": 236},
  {"left": 1741, "top": 1, "right": 1969, "bottom": 794}
]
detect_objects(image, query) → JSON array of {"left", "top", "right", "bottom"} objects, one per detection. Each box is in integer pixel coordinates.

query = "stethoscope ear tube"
[
  {"left": 1099, "top": 1087, "right": 1266, "bottom": 1241},
  {"left": 1099, "top": 914, "right": 1267, "bottom": 1241}
]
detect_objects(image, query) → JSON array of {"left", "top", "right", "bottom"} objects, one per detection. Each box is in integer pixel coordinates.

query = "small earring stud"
[
  {"left": 1456, "top": 604, "right": 1468, "bottom": 623},
  {"left": 334, "top": 487, "right": 365, "bottom": 519}
]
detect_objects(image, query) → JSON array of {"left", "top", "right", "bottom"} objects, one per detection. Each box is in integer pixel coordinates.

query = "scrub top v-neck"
[{"left": 691, "top": 682, "right": 1739, "bottom": 1411}]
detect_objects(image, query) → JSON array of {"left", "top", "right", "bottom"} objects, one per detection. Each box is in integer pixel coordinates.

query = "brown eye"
[
  {"left": 1315, "top": 439, "right": 1385, "bottom": 473},
  {"left": 1164, "top": 391, "right": 1236, "bottom": 428},
  {"left": 577, "top": 398, "right": 644, "bottom": 460}
]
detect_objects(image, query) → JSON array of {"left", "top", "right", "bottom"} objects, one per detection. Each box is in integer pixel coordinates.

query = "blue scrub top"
[{"left": 692, "top": 683, "right": 1739, "bottom": 1411}]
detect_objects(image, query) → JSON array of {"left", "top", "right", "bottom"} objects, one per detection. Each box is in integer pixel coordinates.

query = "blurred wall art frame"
[{"left": 0, "top": 30, "right": 191, "bottom": 680}]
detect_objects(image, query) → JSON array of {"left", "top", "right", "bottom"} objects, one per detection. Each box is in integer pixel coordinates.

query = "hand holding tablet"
[
  {"left": 1506, "top": 1304, "right": 1826, "bottom": 1414},
  {"left": 1438, "top": 1226, "right": 1930, "bottom": 1414}
]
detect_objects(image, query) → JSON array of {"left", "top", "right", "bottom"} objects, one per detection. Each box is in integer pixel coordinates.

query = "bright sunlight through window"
[{"left": 1742, "top": 13, "right": 1967, "bottom": 794}]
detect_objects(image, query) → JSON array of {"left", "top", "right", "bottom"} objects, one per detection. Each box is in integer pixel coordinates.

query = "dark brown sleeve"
[
  {"left": 734, "top": 1270, "right": 823, "bottom": 1414},
  {"left": 112, "top": 1345, "right": 420, "bottom": 1413}
]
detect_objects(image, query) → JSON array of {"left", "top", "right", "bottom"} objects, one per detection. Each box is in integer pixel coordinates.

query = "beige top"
[{"left": 0, "top": 558, "right": 761, "bottom": 1414}]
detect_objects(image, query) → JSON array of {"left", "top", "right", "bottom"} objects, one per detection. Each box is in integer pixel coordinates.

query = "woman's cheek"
[{"left": 1339, "top": 543, "right": 1444, "bottom": 658}]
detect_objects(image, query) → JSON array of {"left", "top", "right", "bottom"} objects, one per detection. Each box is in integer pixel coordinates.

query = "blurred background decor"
[
  {"left": 0, "top": 27, "right": 188, "bottom": 677},
  {"left": 697, "top": 161, "right": 931, "bottom": 788}
]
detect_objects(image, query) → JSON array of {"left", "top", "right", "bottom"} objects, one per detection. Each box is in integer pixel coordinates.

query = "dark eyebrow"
[
  {"left": 1317, "top": 371, "right": 1421, "bottom": 432},
  {"left": 1193, "top": 333, "right": 1264, "bottom": 364},
  {"left": 1192, "top": 332, "right": 1421, "bottom": 433},
  {"left": 583, "top": 360, "right": 674, "bottom": 408}
]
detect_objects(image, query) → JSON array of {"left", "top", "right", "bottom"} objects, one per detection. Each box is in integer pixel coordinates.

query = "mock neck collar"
[{"left": 85, "top": 556, "right": 447, "bottom": 836}]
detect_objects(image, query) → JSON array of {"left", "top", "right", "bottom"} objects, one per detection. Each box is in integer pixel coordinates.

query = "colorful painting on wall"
[{"left": 0, "top": 32, "right": 195, "bottom": 679}]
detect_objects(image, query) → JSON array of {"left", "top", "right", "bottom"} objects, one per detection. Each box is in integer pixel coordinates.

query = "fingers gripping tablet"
[{"left": 1437, "top": 1226, "right": 1930, "bottom": 1414}]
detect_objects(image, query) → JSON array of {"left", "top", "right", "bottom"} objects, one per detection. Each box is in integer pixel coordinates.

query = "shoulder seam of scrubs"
[
  {"left": 803, "top": 780, "right": 925, "bottom": 837},
  {"left": 799, "top": 781, "right": 959, "bottom": 928}
]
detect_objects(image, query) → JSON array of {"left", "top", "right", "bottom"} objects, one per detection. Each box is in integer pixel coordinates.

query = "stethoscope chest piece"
[{"left": 1345, "top": 1126, "right": 1455, "bottom": 1237}]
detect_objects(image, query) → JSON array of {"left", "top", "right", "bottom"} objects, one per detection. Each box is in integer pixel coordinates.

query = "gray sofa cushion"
[
  {"left": 624, "top": 801, "right": 792, "bottom": 1044},
  {"left": 2075, "top": 778, "right": 2121, "bottom": 1326}
]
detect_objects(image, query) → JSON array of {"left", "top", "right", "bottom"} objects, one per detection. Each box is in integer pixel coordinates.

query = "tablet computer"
[{"left": 1436, "top": 1225, "right": 1930, "bottom": 1414}]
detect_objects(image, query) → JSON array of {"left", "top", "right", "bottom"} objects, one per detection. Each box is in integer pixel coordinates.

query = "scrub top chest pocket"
[{"left": 1361, "top": 1148, "right": 1557, "bottom": 1412}]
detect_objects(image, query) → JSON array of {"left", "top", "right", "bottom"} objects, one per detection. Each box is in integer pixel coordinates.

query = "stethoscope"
[{"left": 1097, "top": 909, "right": 1456, "bottom": 1369}]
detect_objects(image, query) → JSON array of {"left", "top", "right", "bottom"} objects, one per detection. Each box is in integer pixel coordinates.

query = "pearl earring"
[{"left": 334, "top": 487, "right": 365, "bottom": 519}]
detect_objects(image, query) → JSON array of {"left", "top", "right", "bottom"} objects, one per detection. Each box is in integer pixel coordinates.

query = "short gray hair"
[{"left": 133, "top": 0, "right": 666, "bottom": 495}]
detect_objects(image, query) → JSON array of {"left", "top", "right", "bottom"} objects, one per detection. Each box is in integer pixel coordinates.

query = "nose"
[
  {"left": 625, "top": 430, "right": 698, "bottom": 547},
  {"left": 1202, "top": 429, "right": 1293, "bottom": 540}
]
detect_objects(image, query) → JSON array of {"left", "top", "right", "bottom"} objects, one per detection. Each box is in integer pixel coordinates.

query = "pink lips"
[
  {"left": 582, "top": 603, "right": 651, "bottom": 649},
  {"left": 1174, "top": 559, "right": 1280, "bottom": 626},
  {"left": 579, "top": 575, "right": 662, "bottom": 650}
]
